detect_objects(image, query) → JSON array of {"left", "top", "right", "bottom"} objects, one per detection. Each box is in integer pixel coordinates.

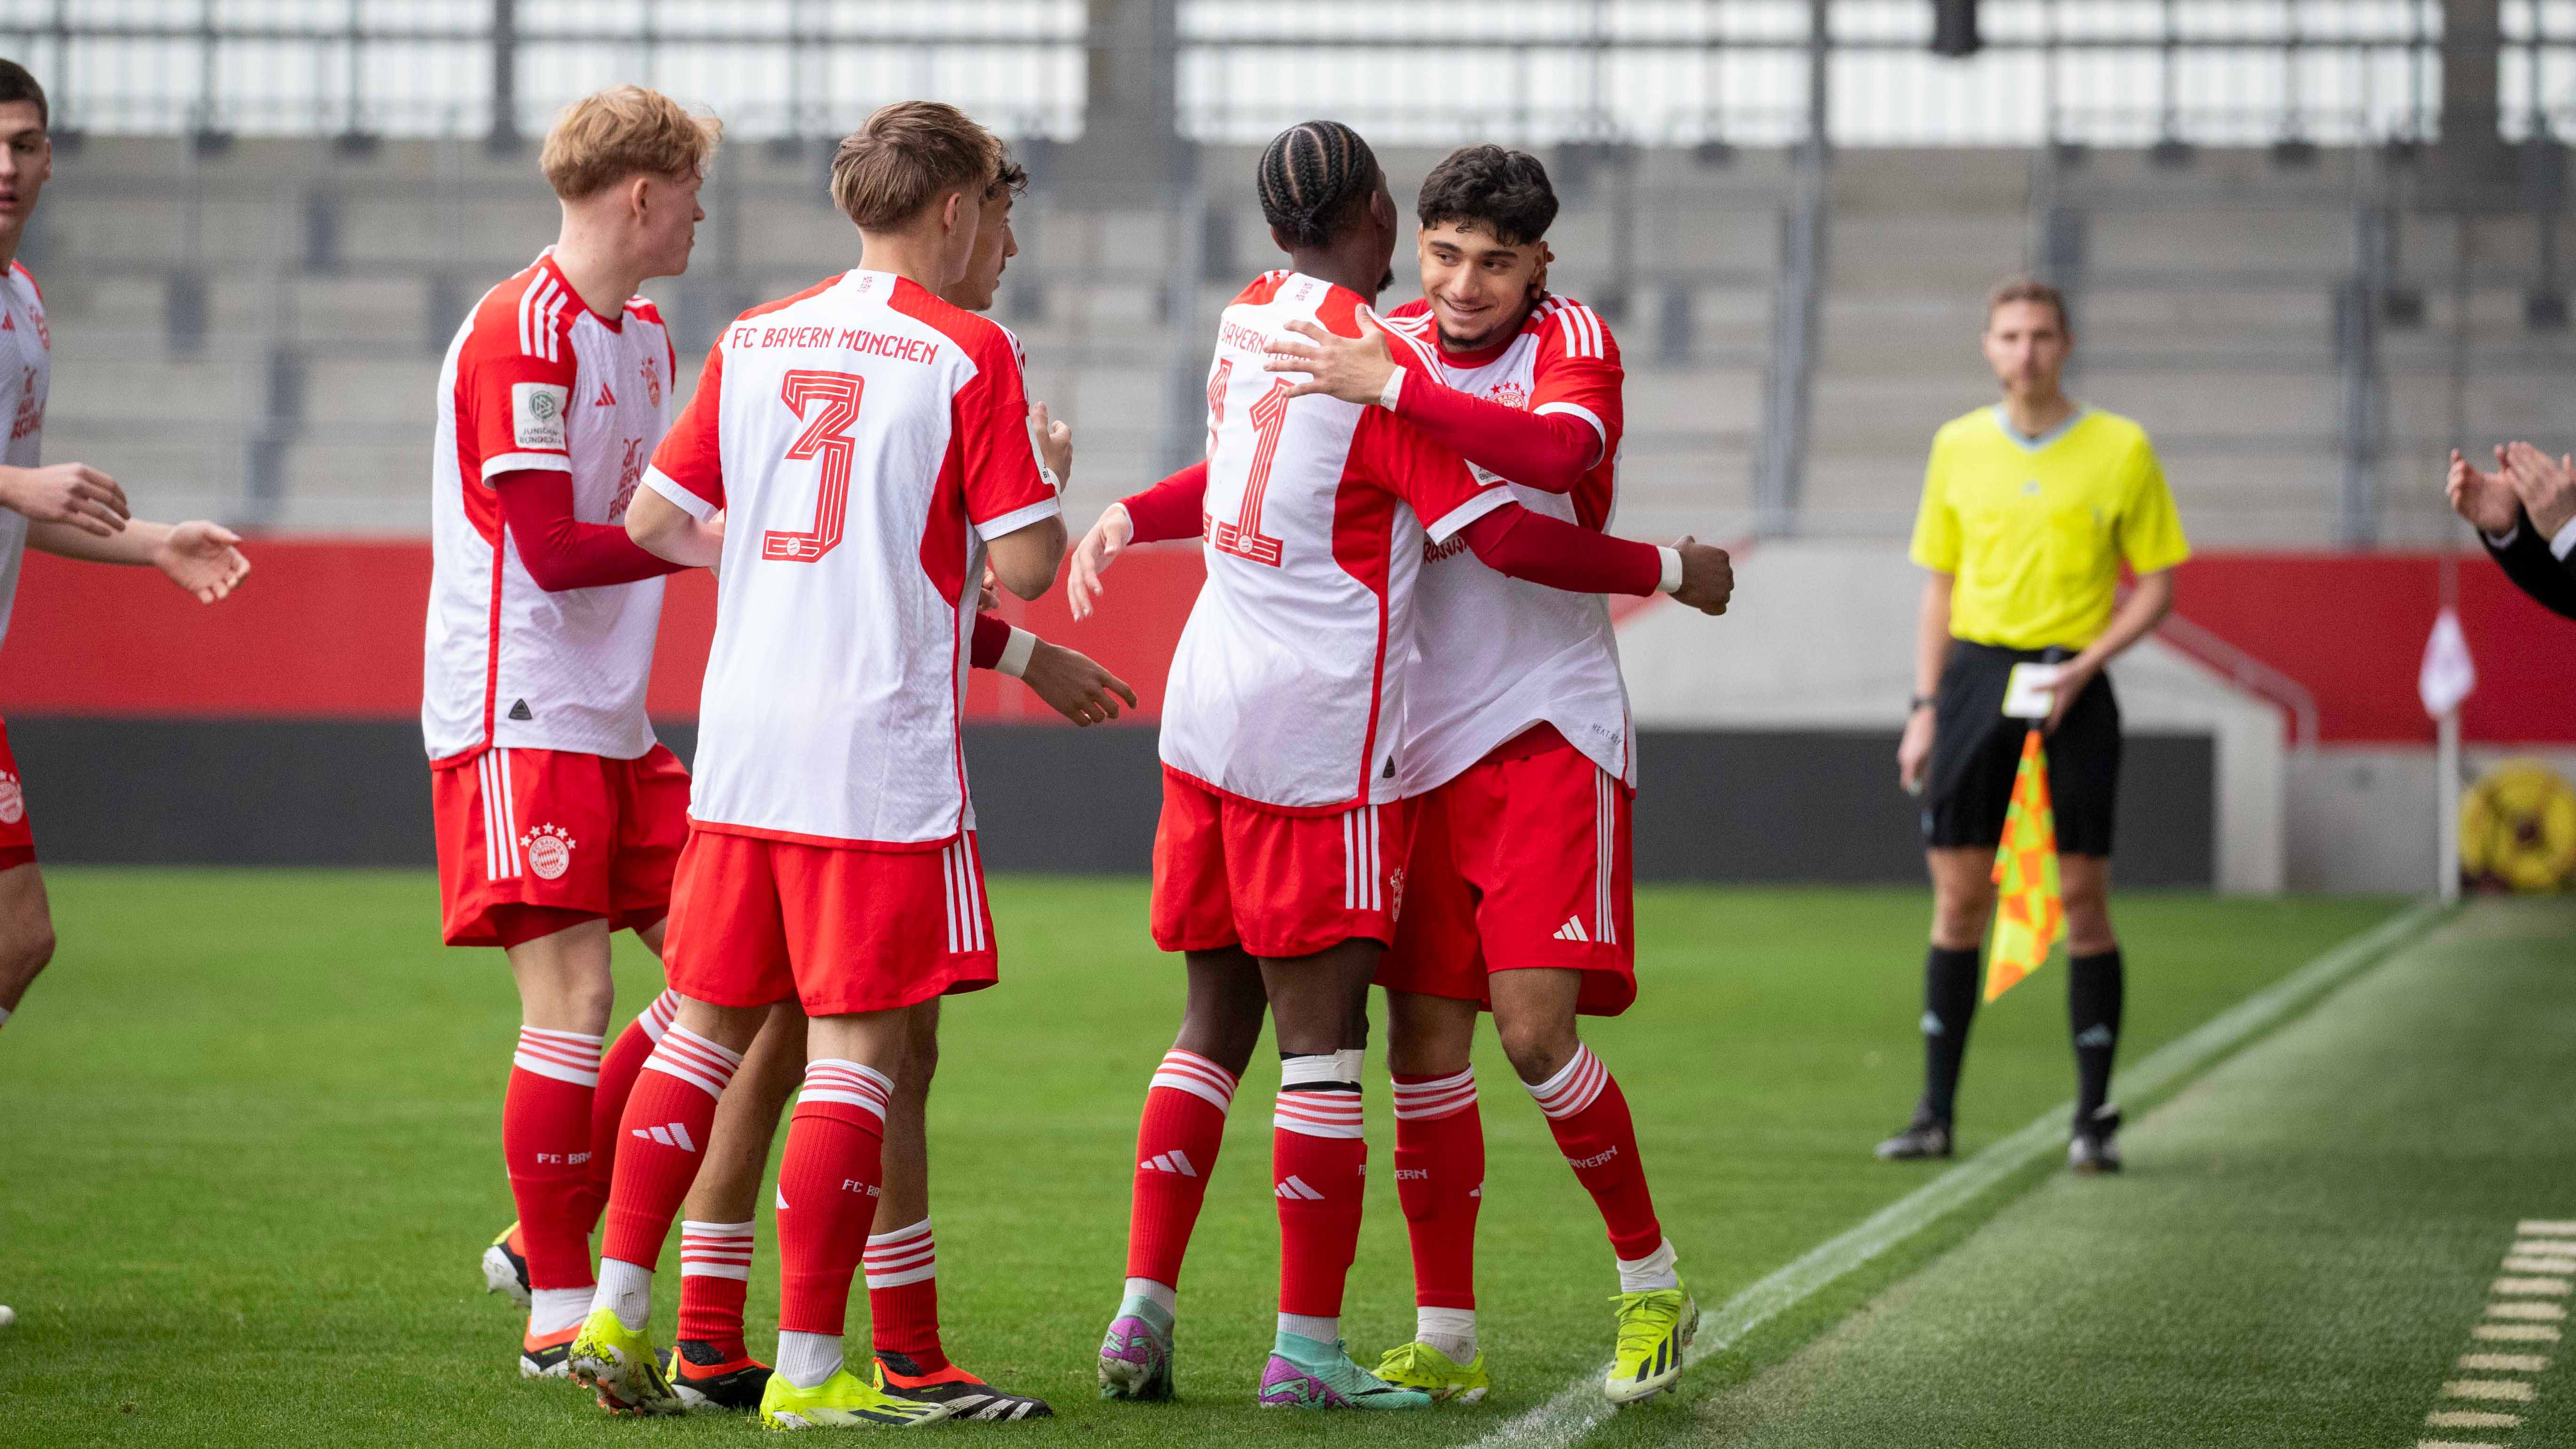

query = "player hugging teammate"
[{"left": 1073, "top": 123, "right": 1733, "bottom": 1410}]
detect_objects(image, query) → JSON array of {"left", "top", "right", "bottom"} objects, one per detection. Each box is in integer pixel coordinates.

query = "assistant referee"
[{"left": 1876, "top": 278, "right": 2190, "bottom": 1174}]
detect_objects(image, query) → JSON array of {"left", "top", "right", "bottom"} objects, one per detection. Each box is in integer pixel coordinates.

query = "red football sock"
[
  {"left": 1272, "top": 1078, "right": 1367, "bottom": 1320},
  {"left": 1125, "top": 1048, "right": 1240, "bottom": 1288},
  {"left": 505, "top": 1026, "right": 605, "bottom": 1291},
  {"left": 865, "top": 1218, "right": 946, "bottom": 1372},
  {"left": 677, "top": 1218, "right": 756, "bottom": 1361},
  {"left": 581, "top": 990, "right": 680, "bottom": 1232},
  {"left": 1528, "top": 1045, "right": 1664, "bottom": 1260},
  {"left": 598, "top": 1024, "right": 743, "bottom": 1272},
  {"left": 1392, "top": 1068, "right": 1483, "bottom": 1311},
  {"left": 776, "top": 1060, "right": 894, "bottom": 1337}
]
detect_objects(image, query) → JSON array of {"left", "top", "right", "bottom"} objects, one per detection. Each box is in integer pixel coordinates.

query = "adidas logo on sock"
[
  {"left": 1274, "top": 1175, "right": 1326, "bottom": 1201},
  {"left": 1554, "top": 917, "right": 1590, "bottom": 943},
  {"left": 1141, "top": 1150, "right": 1199, "bottom": 1177},
  {"left": 635, "top": 1121, "right": 698, "bottom": 1151}
]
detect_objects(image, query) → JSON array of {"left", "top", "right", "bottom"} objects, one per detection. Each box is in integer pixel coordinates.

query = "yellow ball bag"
[{"left": 2460, "top": 759, "right": 2576, "bottom": 893}]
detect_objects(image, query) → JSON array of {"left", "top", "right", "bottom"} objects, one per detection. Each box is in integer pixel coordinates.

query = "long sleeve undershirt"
[
  {"left": 492, "top": 469, "right": 690, "bottom": 592},
  {"left": 1389, "top": 371, "right": 1599, "bottom": 492},
  {"left": 1117, "top": 462, "right": 1658, "bottom": 596}
]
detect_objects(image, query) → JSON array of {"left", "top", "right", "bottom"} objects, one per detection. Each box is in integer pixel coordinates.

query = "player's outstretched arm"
[
  {"left": 27, "top": 515, "right": 250, "bottom": 603},
  {"left": 1068, "top": 460, "right": 1208, "bottom": 620},
  {"left": 1454, "top": 503, "right": 1732, "bottom": 615},
  {"left": 1265, "top": 309, "right": 1602, "bottom": 491},
  {"left": 626, "top": 485, "right": 723, "bottom": 568},
  {"left": 0, "top": 461, "right": 129, "bottom": 536}
]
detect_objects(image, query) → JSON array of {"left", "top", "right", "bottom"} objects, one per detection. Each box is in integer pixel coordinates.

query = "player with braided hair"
[{"left": 1079, "top": 121, "right": 1731, "bottom": 1411}]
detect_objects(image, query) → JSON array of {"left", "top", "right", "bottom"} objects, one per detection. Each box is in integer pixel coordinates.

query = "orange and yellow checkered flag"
[{"left": 1984, "top": 729, "right": 2065, "bottom": 1002}]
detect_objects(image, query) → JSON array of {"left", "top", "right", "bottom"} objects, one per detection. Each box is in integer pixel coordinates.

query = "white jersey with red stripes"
[
  {"left": 0, "top": 262, "right": 49, "bottom": 658},
  {"left": 642, "top": 269, "right": 1058, "bottom": 849},
  {"left": 1377, "top": 294, "right": 1637, "bottom": 791},
  {"left": 1159, "top": 271, "right": 1513, "bottom": 813},
  {"left": 423, "top": 250, "right": 676, "bottom": 763}
]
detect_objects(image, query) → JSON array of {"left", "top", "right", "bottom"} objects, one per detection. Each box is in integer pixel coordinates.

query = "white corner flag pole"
[{"left": 2437, "top": 707, "right": 2462, "bottom": 904}]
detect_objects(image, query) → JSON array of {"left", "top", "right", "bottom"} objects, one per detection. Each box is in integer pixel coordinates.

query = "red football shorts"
[
  {"left": 1151, "top": 766, "right": 1415, "bottom": 960},
  {"left": 430, "top": 743, "right": 690, "bottom": 948},
  {"left": 660, "top": 829, "right": 998, "bottom": 1017},
  {"left": 1378, "top": 731, "right": 1637, "bottom": 1016},
  {"left": 0, "top": 716, "right": 33, "bottom": 871}
]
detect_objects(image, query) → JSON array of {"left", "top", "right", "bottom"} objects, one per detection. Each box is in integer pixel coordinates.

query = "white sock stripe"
[
  {"left": 1274, "top": 1088, "right": 1367, "bottom": 1138},
  {"left": 801, "top": 1058, "right": 894, "bottom": 1120},
  {"left": 643, "top": 1026, "right": 743, "bottom": 1098},
  {"left": 678, "top": 1221, "right": 757, "bottom": 1279},
  {"left": 639, "top": 990, "right": 681, "bottom": 1042},
  {"left": 511, "top": 1054, "right": 601, "bottom": 1087},
  {"left": 862, "top": 1242, "right": 936, "bottom": 1274},
  {"left": 1392, "top": 1069, "right": 1478, "bottom": 1120},
  {"left": 1153, "top": 1048, "right": 1240, "bottom": 1097},
  {"left": 1529, "top": 1044, "right": 1609, "bottom": 1119},
  {"left": 865, "top": 1217, "right": 934, "bottom": 1248},
  {"left": 680, "top": 1218, "right": 756, "bottom": 1238},
  {"left": 864, "top": 1263, "right": 940, "bottom": 1288}
]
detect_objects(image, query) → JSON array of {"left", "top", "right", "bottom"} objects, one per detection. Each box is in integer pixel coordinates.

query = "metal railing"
[{"left": 5, "top": 3, "right": 2571, "bottom": 150}]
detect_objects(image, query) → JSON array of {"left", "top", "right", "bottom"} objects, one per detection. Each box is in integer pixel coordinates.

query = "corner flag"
[{"left": 1985, "top": 729, "right": 2065, "bottom": 1001}]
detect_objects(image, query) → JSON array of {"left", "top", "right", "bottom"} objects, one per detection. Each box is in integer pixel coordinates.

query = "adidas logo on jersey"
[
  {"left": 1141, "top": 1150, "right": 1199, "bottom": 1178},
  {"left": 635, "top": 1121, "right": 699, "bottom": 1151},
  {"left": 1274, "top": 1175, "right": 1327, "bottom": 1201},
  {"left": 507, "top": 698, "right": 534, "bottom": 722},
  {"left": 1554, "top": 917, "right": 1592, "bottom": 943},
  {"left": 594, "top": 381, "right": 617, "bottom": 406}
]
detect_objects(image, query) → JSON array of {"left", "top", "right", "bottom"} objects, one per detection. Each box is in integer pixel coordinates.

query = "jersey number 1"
[
  {"left": 1211, "top": 378, "right": 1289, "bottom": 567},
  {"left": 762, "top": 370, "right": 864, "bottom": 563}
]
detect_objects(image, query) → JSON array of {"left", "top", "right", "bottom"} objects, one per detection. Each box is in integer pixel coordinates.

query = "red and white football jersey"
[
  {"left": 1378, "top": 295, "right": 1636, "bottom": 791},
  {"left": 0, "top": 261, "right": 48, "bottom": 657},
  {"left": 423, "top": 250, "right": 676, "bottom": 763},
  {"left": 1159, "top": 272, "right": 1514, "bottom": 813},
  {"left": 643, "top": 269, "right": 1058, "bottom": 848}
]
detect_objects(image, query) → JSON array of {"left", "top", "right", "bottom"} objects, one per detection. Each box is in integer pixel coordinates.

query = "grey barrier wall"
[{"left": 3, "top": 719, "right": 2215, "bottom": 886}]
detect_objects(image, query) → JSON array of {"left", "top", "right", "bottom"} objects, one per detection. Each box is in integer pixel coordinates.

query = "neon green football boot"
[
  {"left": 1602, "top": 1288, "right": 1698, "bottom": 1406},
  {"left": 567, "top": 1306, "right": 682, "bottom": 1416},
  {"left": 758, "top": 1366, "right": 953, "bottom": 1429},
  {"left": 1373, "top": 1340, "right": 1491, "bottom": 1403}
]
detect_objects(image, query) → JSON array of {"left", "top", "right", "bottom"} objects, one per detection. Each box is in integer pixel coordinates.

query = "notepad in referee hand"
[{"left": 2000, "top": 663, "right": 2063, "bottom": 719}]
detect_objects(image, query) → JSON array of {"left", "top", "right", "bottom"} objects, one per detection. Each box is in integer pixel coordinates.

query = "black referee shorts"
[{"left": 1921, "top": 641, "right": 2120, "bottom": 856}]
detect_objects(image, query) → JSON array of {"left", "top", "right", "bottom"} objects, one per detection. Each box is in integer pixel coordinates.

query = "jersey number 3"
[
  {"left": 1211, "top": 378, "right": 1289, "bottom": 567},
  {"left": 763, "top": 370, "right": 864, "bottom": 563}
]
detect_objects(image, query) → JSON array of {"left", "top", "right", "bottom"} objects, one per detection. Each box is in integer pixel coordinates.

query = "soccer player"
[
  {"left": 422, "top": 84, "right": 797, "bottom": 1384},
  {"left": 1875, "top": 278, "right": 2188, "bottom": 1173},
  {"left": 0, "top": 58, "right": 252, "bottom": 1037},
  {"left": 1072, "top": 120, "right": 1731, "bottom": 1410},
  {"left": 1252, "top": 143, "right": 1701, "bottom": 1406},
  {"left": 576, "top": 101, "right": 1064, "bottom": 1430}
]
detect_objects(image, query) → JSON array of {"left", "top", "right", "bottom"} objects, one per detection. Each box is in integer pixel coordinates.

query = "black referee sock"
[
  {"left": 2069, "top": 947, "right": 2125, "bottom": 1130},
  {"left": 1917, "top": 946, "right": 1982, "bottom": 1126}
]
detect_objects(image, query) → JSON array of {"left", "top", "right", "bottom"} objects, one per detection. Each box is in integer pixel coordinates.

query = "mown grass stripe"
[{"left": 1466, "top": 897, "right": 2451, "bottom": 1449}]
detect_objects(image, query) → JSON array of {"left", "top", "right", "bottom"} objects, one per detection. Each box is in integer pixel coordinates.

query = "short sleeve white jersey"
[
  {"left": 423, "top": 250, "right": 676, "bottom": 762},
  {"left": 1158, "top": 272, "right": 1514, "bottom": 813},
  {"left": 0, "top": 262, "right": 47, "bottom": 659},
  {"left": 643, "top": 270, "right": 1060, "bottom": 848},
  {"left": 1378, "top": 296, "right": 1637, "bottom": 791}
]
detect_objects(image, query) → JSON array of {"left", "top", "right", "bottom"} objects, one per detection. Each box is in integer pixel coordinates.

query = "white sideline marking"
[
  {"left": 2493, "top": 1277, "right": 2570, "bottom": 1296},
  {"left": 2444, "top": 1379, "right": 2537, "bottom": 1402},
  {"left": 2419, "top": 1440, "right": 2510, "bottom": 1449},
  {"left": 2472, "top": 1324, "right": 2560, "bottom": 1342},
  {"left": 1456, "top": 900, "right": 2449, "bottom": 1449},
  {"left": 2457, "top": 1353, "right": 2549, "bottom": 1372},
  {"left": 2488, "top": 1302, "right": 2568, "bottom": 1321},
  {"left": 2517, "top": 1220, "right": 2576, "bottom": 1236},
  {"left": 2509, "top": 1240, "right": 2576, "bottom": 1258},
  {"left": 2503, "top": 1256, "right": 2576, "bottom": 1274},
  {"left": 2428, "top": 1409, "right": 2522, "bottom": 1428}
]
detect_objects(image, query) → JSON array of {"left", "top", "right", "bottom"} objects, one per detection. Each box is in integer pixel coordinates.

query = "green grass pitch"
[{"left": 0, "top": 871, "right": 2418, "bottom": 1446}]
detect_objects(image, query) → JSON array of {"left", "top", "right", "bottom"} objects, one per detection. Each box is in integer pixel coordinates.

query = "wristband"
[
  {"left": 1656, "top": 545, "right": 1684, "bottom": 595},
  {"left": 996, "top": 626, "right": 1038, "bottom": 679},
  {"left": 1377, "top": 365, "right": 1405, "bottom": 411}
]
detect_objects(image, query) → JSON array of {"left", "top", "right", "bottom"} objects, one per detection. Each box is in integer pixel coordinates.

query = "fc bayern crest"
[
  {"left": 520, "top": 822, "right": 575, "bottom": 881},
  {"left": 0, "top": 773, "right": 20, "bottom": 826}
]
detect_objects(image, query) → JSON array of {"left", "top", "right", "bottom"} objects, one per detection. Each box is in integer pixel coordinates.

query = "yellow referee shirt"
[{"left": 1908, "top": 405, "right": 2190, "bottom": 651}]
